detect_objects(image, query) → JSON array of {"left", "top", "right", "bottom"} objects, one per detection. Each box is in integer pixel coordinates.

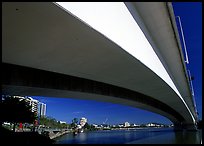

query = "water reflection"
[
  {"left": 174, "top": 130, "right": 202, "bottom": 144},
  {"left": 54, "top": 128, "right": 202, "bottom": 144},
  {"left": 78, "top": 132, "right": 87, "bottom": 143}
]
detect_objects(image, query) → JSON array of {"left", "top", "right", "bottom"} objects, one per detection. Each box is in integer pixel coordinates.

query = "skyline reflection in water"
[{"left": 54, "top": 128, "right": 202, "bottom": 144}]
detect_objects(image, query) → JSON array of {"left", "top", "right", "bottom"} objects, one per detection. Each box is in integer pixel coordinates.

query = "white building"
[
  {"left": 14, "top": 96, "right": 46, "bottom": 117},
  {"left": 14, "top": 96, "right": 38, "bottom": 113},
  {"left": 59, "top": 121, "right": 66, "bottom": 124},
  {"left": 124, "top": 122, "right": 130, "bottom": 127},
  {"left": 39, "top": 102, "right": 46, "bottom": 117},
  {"left": 132, "top": 123, "right": 140, "bottom": 127},
  {"left": 80, "top": 117, "right": 87, "bottom": 127},
  {"left": 27, "top": 97, "right": 39, "bottom": 113}
]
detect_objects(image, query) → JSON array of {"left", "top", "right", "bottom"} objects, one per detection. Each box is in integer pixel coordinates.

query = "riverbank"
[
  {"left": 1, "top": 126, "right": 54, "bottom": 144},
  {"left": 49, "top": 130, "right": 71, "bottom": 139}
]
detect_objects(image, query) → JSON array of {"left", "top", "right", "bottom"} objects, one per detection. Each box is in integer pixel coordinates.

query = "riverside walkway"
[
  {"left": 1, "top": 126, "right": 54, "bottom": 144},
  {"left": 42, "top": 129, "right": 71, "bottom": 139}
]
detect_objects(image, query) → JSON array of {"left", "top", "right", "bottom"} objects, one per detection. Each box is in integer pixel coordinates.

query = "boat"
[
  {"left": 73, "top": 130, "right": 78, "bottom": 136},
  {"left": 78, "top": 128, "right": 84, "bottom": 133}
]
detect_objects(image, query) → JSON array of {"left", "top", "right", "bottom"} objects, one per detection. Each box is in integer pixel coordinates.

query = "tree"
[
  {"left": 84, "top": 122, "right": 91, "bottom": 129},
  {"left": 38, "top": 116, "right": 69, "bottom": 129},
  {"left": 1, "top": 95, "right": 37, "bottom": 131},
  {"left": 71, "top": 118, "right": 78, "bottom": 129},
  {"left": 84, "top": 123, "right": 96, "bottom": 131}
]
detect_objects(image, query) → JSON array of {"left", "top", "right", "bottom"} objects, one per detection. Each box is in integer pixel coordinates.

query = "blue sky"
[
  {"left": 33, "top": 96, "right": 173, "bottom": 125},
  {"left": 32, "top": 2, "right": 202, "bottom": 125},
  {"left": 172, "top": 2, "right": 202, "bottom": 120}
]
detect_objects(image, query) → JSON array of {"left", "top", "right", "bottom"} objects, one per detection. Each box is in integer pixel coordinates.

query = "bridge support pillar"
[{"left": 174, "top": 123, "right": 197, "bottom": 131}]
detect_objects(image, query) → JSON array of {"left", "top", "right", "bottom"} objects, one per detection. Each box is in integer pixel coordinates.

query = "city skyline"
[
  {"left": 31, "top": 2, "right": 201, "bottom": 126},
  {"left": 32, "top": 96, "right": 173, "bottom": 125}
]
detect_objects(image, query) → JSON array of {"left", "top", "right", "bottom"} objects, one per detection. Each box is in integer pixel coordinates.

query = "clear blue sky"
[
  {"left": 32, "top": 2, "right": 202, "bottom": 125},
  {"left": 172, "top": 2, "right": 202, "bottom": 120}
]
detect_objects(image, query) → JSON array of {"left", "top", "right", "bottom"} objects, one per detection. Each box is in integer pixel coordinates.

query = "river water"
[{"left": 54, "top": 128, "right": 202, "bottom": 144}]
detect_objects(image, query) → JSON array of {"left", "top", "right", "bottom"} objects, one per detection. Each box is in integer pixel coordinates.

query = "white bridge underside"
[{"left": 2, "top": 2, "right": 196, "bottom": 126}]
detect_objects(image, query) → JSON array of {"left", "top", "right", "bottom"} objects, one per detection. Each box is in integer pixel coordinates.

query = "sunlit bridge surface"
[
  {"left": 55, "top": 2, "right": 181, "bottom": 98},
  {"left": 2, "top": 1, "right": 199, "bottom": 135}
]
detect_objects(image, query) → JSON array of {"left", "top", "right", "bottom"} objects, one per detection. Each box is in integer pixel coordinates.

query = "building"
[
  {"left": 79, "top": 117, "right": 87, "bottom": 127},
  {"left": 14, "top": 96, "right": 46, "bottom": 117},
  {"left": 27, "top": 97, "right": 39, "bottom": 113},
  {"left": 59, "top": 121, "right": 66, "bottom": 124},
  {"left": 14, "top": 96, "right": 38, "bottom": 113},
  {"left": 124, "top": 122, "right": 130, "bottom": 127},
  {"left": 39, "top": 102, "right": 46, "bottom": 117},
  {"left": 146, "top": 123, "right": 164, "bottom": 127}
]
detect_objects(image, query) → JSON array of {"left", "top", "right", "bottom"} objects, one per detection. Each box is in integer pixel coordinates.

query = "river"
[{"left": 54, "top": 128, "right": 202, "bottom": 144}]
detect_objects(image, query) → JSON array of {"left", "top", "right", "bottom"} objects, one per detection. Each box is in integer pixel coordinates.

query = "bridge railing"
[
  {"left": 187, "top": 70, "right": 198, "bottom": 120},
  {"left": 176, "top": 15, "right": 198, "bottom": 122}
]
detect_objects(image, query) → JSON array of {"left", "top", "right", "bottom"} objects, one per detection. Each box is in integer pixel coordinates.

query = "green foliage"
[
  {"left": 1, "top": 95, "right": 36, "bottom": 124},
  {"left": 72, "top": 118, "right": 78, "bottom": 124},
  {"left": 70, "top": 118, "right": 78, "bottom": 129},
  {"left": 83, "top": 122, "right": 91, "bottom": 129},
  {"left": 39, "top": 116, "right": 69, "bottom": 129},
  {"left": 84, "top": 123, "right": 96, "bottom": 131}
]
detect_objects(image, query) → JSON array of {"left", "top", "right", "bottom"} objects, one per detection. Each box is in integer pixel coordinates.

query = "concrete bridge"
[{"left": 2, "top": 2, "right": 198, "bottom": 130}]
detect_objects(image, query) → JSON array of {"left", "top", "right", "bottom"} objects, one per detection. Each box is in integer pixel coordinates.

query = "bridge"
[{"left": 2, "top": 2, "right": 198, "bottom": 130}]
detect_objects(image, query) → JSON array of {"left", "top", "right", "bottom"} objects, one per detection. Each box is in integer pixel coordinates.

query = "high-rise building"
[
  {"left": 14, "top": 96, "right": 38, "bottom": 113},
  {"left": 39, "top": 102, "right": 46, "bottom": 117},
  {"left": 27, "top": 97, "right": 39, "bottom": 113},
  {"left": 13, "top": 96, "right": 46, "bottom": 117}
]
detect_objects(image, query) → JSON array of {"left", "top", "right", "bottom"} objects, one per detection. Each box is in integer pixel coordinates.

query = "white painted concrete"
[{"left": 2, "top": 2, "right": 196, "bottom": 125}]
